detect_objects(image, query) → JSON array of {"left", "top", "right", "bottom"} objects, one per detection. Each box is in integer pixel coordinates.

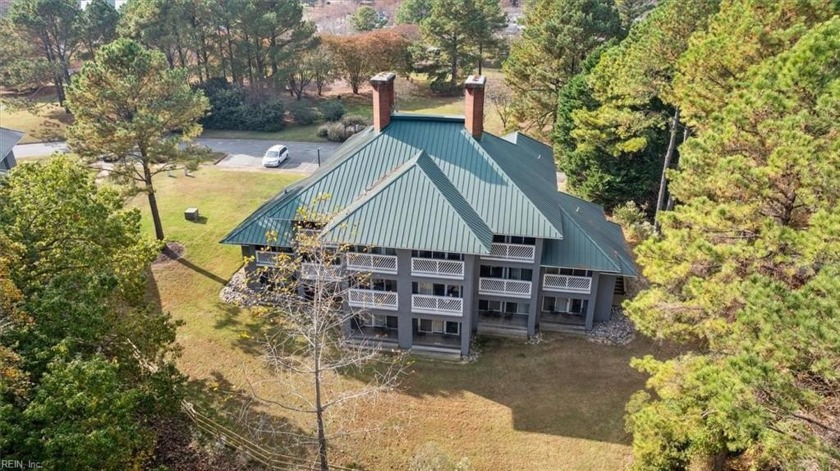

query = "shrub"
[
  {"left": 317, "top": 124, "right": 330, "bottom": 138},
  {"left": 340, "top": 114, "right": 369, "bottom": 130},
  {"left": 290, "top": 103, "right": 318, "bottom": 125},
  {"left": 326, "top": 122, "right": 349, "bottom": 142},
  {"left": 198, "top": 81, "right": 285, "bottom": 132},
  {"left": 613, "top": 201, "right": 653, "bottom": 241},
  {"left": 320, "top": 100, "right": 346, "bottom": 122}
]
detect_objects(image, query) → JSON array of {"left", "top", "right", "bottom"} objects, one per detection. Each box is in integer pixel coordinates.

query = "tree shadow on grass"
[
  {"left": 182, "top": 371, "right": 315, "bottom": 467},
  {"left": 175, "top": 257, "right": 228, "bottom": 284}
]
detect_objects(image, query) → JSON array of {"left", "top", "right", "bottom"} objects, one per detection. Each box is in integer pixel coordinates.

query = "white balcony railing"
[
  {"left": 482, "top": 243, "right": 536, "bottom": 263},
  {"left": 543, "top": 274, "right": 592, "bottom": 294},
  {"left": 411, "top": 294, "right": 464, "bottom": 316},
  {"left": 410, "top": 258, "right": 465, "bottom": 280},
  {"left": 255, "top": 251, "right": 281, "bottom": 267},
  {"left": 478, "top": 278, "right": 532, "bottom": 299},
  {"left": 345, "top": 253, "right": 398, "bottom": 275},
  {"left": 348, "top": 289, "right": 399, "bottom": 311},
  {"left": 300, "top": 262, "right": 344, "bottom": 282}
]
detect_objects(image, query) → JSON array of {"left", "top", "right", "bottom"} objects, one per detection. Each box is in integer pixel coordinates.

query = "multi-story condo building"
[{"left": 222, "top": 72, "right": 637, "bottom": 358}]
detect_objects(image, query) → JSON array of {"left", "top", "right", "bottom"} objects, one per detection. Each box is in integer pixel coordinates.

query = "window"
[
  {"left": 542, "top": 296, "right": 570, "bottom": 313},
  {"left": 386, "top": 316, "right": 398, "bottom": 329},
  {"left": 412, "top": 283, "right": 462, "bottom": 297},
  {"left": 492, "top": 235, "right": 537, "bottom": 246},
  {"left": 418, "top": 319, "right": 446, "bottom": 333},
  {"left": 508, "top": 267, "right": 533, "bottom": 281},
  {"left": 570, "top": 299, "right": 583, "bottom": 314},
  {"left": 479, "top": 299, "right": 502, "bottom": 312},
  {"left": 481, "top": 266, "right": 531, "bottom": 281},
  {"left": 371, "top": 278, "right": 397, "bottom": 292},
  {"left": 445, "top": 321, "right": 460, "bottom": 335},
  {"left": 370, "top": 246, "right": 397, "bottom": 256},
  {"left": 559, "top": 268, "right": 592, "bottom": 277},
  {"left": 542, "top": 296, "right": 556, "bottom": 312}
]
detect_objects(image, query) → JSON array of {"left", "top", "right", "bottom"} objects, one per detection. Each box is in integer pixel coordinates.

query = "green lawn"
[{"left": 128, "top": 166, "right": 652, "bottom": 470}]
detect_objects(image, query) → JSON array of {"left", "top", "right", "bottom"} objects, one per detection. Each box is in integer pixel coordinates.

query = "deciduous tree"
[
  {"left": 66, "top": 39, "right": 209, "bottom": 241},
  {"left": 244, "top": 207, "right": 405, "bottom": 471}
]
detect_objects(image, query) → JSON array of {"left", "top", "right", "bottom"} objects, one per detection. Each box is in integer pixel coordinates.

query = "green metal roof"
[
  {"left": 222, "top": 114, "right": 564, "bottom": 247},
  {"left": 320, "top": 151, "right": 494, "bottom": 254},
  {"left": 542, "top": 192, "right": 638, "bottom": 276},
  {"left": 222, "top": 113, "right": 635, "bottom": 275}
]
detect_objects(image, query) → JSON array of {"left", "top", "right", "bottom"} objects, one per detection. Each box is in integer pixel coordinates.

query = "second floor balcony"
[
  {"left": 411, "top": 258, "right": 465, "bottom": 280},
  {"left": 347, "top": 289, "right": 399, "bottom": 311},
  {"left": 483, "top": 242, "right": 536, "bottom": 263},
  {"left": 300, "top": 262, "right": 344, "bottom": 283},
  {"left": 411, "top": 294, "right": 464, "bottom": 317},
  {"left": 478, "top": 278, "right": 532, "bottom": 299},
  {"left": 543, "top": 274, "right": 592, "bottom": 294},
  {"left": 346, "top": 253, "right": 398, "bottom": 275}
]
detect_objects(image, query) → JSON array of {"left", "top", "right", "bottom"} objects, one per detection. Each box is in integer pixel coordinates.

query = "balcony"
[
  {"left": 300, "top": 262, "right": 344, "bottom": 282},
  {"left": 411, "top": 258, "right": 465, "bottom": 280},
  {"left": 347, "top": 289, "right": 399, "bottom": 311},
  {"left": 482, "top": 243, "right": 536, "bottom": 263},
  {"left": 478, "top": 278, "right": 532, "bottom": 299},
  {"left": 345, "top": 253, "right": 398, "bottom": 275},
  {"left": 411, "top": 295, "right": 463, "bottom": 317},
  {"left": 543, "top": 274, "right": 592, "bottom": 294},
  {"left": 255, "top": 251, "right": 283, "bottom": 267}
]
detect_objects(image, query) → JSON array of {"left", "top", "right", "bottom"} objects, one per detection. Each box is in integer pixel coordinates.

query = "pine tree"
[
  {"left": 66, "top": 39, "right": 209, "bottom": 242},
  {"left": 625, "top": 17, "right": 840, "bottom": 469},
  {"left": 503, "top": 0, "right": 621, "bottom": 136}
]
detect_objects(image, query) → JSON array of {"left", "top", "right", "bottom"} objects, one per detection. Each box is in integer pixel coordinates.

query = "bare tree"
[
  {"left": 244, "top": 204, "right": 406, "bottom": 471},
  {"left": 487, "top": 85, "right": 515, "bottom": 132}
]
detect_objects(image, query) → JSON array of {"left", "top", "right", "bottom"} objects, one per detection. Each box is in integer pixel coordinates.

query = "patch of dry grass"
[{"left": 0, "top": 101, "right": 72, "bottom": 144}]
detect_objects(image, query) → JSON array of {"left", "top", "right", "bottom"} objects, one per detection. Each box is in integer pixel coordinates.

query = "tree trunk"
[
  {"left": 313, "top": 310, "right": 328, "bottom": 471},
  {"left": 478, "top": 43, "right": 483, "bottom": 75},
  {"left": 654, "top": 107, "right": 680, "bottom": 233},
  {"left": 142, "top": 161, "right": 165, "bottom": 241},
  {"left": 450, "top": 33, "right": 458, "bottom": 87},
  {"left": 666, "top": 127, "right": 689, "bottom": 211}
]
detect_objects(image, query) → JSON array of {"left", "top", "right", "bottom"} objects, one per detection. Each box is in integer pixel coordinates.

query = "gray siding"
[
  {"left": 594, "top": 275, "right": 617, "bottom": 322},
  {"left": 0, "top": 150, "right": 16, "bottom": 171},
  {"left": 238, "top": 237, "right": 620, "bottom": 357}
]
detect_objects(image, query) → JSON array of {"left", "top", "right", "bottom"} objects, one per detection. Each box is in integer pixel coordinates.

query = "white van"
[{"left": 262, "top": 144, "right": 289, "bottom": 167}]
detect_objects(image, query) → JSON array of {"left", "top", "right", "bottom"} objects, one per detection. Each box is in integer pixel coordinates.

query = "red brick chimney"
[
  {"left": 464, "top": 75, "right": 486, "bottom": 139},
  {"left": 370, "top": 72, "right": 396, "bottom": 132}
]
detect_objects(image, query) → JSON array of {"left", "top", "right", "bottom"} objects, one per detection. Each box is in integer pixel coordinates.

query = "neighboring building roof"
[
  {"left": 542, "top": 192, "right": 638, "bottom": 277},
  {"left": 0, "top": 127, "right": 24, "bottom": 161}
]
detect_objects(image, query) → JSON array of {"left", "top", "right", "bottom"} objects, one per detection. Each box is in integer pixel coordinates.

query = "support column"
[
  {"left": 584, "top": 273, "right": 601, "bottom": 331},
  {"left": 460, "top": 255, "right": 477, "bottom": 356},
  {"left": 527, "top": 239, "right": 544, "bottom": 337},
  {"left": 395, "top": 249, "right": 414, "bottom": 350}
]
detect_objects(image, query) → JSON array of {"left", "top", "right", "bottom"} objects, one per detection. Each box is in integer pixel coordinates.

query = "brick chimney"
[
  {"left": 464, "top": 75, "right": 486, "bottom": 139},
  {"left": 370, "top": 72, "right": 396, "bottom": 132}
]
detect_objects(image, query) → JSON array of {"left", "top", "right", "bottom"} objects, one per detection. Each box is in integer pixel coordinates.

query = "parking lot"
[{"left": 208, "top": 139, "right": 341, "bottom": 174}]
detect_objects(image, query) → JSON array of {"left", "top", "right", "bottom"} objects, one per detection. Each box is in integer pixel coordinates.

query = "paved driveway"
[
  {"left": 13, "top": 138, "right": 342, "bottom": 175},
  {"left": 206, "top": 139, "right": 341, "bottom": 174}
]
